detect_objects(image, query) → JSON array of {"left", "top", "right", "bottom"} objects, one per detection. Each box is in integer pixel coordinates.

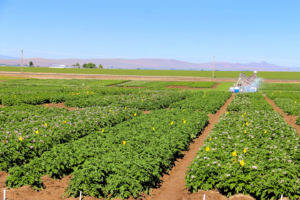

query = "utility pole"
[
  {"left": 212, "top": 55, "right": 215, "bottom": 78},
  {"left": 21, "top": 49, "right": 23, "bottom": 73}
]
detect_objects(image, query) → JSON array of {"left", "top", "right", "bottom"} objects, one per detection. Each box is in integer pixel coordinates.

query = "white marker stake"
[
  {"left": 3, "top": 189, "right": 5, "bottom": 200},
  {"left": 79, "top": 191, "right": 82, "bottom": 200},
  {"left": 281, "top": 195, "right": 283, "bottom": 200},
  {"left": 203, "top": 194, "right": 205, "bottom": 200}
]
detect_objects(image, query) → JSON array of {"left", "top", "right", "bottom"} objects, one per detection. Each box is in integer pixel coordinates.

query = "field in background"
[
  {"left": 1, "top": 67, "right": 300, "bottom": 80},
  {"left": 0, "top": 76, "right": 31, "bottom": 81}
]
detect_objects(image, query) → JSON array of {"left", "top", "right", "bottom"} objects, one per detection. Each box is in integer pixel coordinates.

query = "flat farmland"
[
  {"left": 1, "top": 67, "right": 300, "bottom": 80},
  {"left": 0, "top": 79, "right": 300, "bottom": 200}
]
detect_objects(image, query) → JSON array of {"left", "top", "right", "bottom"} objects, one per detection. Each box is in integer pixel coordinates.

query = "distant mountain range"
[
  {"left": 0, "top": 55, "right": 20, "bottom": 59},
  {"left": 0, "top": 57, "right": 299, "bottom": 71}
]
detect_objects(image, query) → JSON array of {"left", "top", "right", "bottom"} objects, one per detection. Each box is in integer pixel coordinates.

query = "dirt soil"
[
  {"left": 264, "top": 95, "right": 300, "bottom": 134},
  {"left": 41, "top": 103, "right": 79, "bottom": 111},
  {"left": 0, "top": 94, "right": 259, "bottom": 200},
  {"left": 165, "top": 82, "right": 220, "bottom": 90},
  {"left": 111, "top": 85, "right": 147, "bottom": 88}
]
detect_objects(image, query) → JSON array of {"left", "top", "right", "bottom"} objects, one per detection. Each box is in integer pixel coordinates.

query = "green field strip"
[{"left": 1, "top": 67, "right": 300, "bottom": 79}]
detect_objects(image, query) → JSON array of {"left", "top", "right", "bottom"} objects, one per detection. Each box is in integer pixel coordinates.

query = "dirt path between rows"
[
  {"left": 41, "top": 102, "right": 79, "bottom": 111},
  {"left": 264, "top": 96, "right": 300, "bottom": 134}
]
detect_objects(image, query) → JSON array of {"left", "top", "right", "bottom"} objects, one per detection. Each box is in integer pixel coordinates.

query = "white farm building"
[{"left": 48, "top": 65, "right": 79, "bottom": 68}]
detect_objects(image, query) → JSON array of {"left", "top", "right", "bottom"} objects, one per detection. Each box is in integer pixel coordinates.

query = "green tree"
[
  {"left": 72, "top": 63, "right": 80, "bottom": 67},
  {"left": 99, "top": 64, "right": 103, "bottom": 69},
  {"left": 82, "top": 63, "right": 96, "bottom": 68},
  {"left": 29, "top": 61, "right": 34, "bottom": 67}
]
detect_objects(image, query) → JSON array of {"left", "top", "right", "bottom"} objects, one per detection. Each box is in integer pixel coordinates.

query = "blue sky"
[{"left": 0, "top": 0, "right": 299, "bottom": 67}]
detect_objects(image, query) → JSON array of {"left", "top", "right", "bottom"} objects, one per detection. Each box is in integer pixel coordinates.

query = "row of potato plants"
[
  {"left": 6, "top": 108, "right": 209, "bottom": 199},
  {"left": 266, "top": 92, "right": 300, "bottom": 124},
  {"left": 3, "top": 79, "right": 129, "bottom": 88},
  {"left": 274, "top": 98, "right": 300, "bottom": 116},
  {"left": 260, "top": 83, "right": 300, "bottom": 91},
  {"left": 266, "top": 92, "right": 300, "bottom": 101},
  {"left": 227, "top": 93, "right": 273, "bottom": 112},
  {"left": 189, "top": 82, "right": 216, "bottom": 88},
  {"left": 116, "top": 81, "right": 217, "bottom": 88},
  {"left": 0, "top": 86, "right": 148, "bottom": 106},
  {"left": 0, "top": 105, "right": 141, "bottom": 171},
  {"left": 169, "top": 91, "right": 231, "bottom": 113},
  {"left": 65, "top": 90, "right": 197, "bottom": 110},
  {"left": 186, "top": 94, "right": 300, "bottom": 199}
]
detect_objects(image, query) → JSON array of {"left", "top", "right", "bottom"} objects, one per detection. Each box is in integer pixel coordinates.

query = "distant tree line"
[{"left": 72, "top": 63, "right": 104, "bottom": 69}]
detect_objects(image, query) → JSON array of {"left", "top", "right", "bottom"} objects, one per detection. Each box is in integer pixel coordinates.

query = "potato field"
[{"left": 0, "top": 79, "right": 299, "bottom": 200}]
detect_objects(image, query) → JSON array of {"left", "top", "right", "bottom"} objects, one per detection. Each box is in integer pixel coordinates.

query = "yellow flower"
[
  {"left": 125, "top": 107, "right": 126, "bottom": 109},
  {"left": 142, "top": 99, "right": 144, "bottom": 102},
  {"left": 109, "top": 110, "right": 111, "bottom": 112},
  {"left": 232, "top": 151, "right": 237, "bottom": 156},
  {"left": 240, "top": 160, "right": 245, "bottom": 167},
  {"left": 14, "top": 95, "right": 16, "bottom": 98},
  {"left": 123, "top": 141, "right": 126, "bottom": 145},
  {"left": 206, "top": 146, "right": 210, "bottom": 151},
  {"left": 152, "top": 127, "right": 155, "bottom": 130},
  {"left": 102, "top": 129, "right": 104, "bottom": 133},
  {"left": 45, "top": 123, "right": 47, "bottom": 127},
  {"left": 226, "top": 111, "right": 229, "bottom": 114},
  {"left": 242, "top": 115, "right": 244, "bottom": 118},
  {"left": 295, "top": 101, "right": 297, "bottom": 103},
  {"left": 246, "top": 122, "right": 249, "bottom": 126},
  {"left": 234, "top": 157, "right": 237, "bottom": 163},
  {"left": 244, "top": 112, "right": 246, "bottom": 115},
  {"left": 134, "top": 113, "right": 136, "bottom": 116},
  {"left": 19, "top": 136, "right": 23, "bottom": 141},
  {"left": 243, "top": 148, "right": 247, "bottom": 154},
  {"left": 264, "top": 130, "right": 267, "bottom": 134},
  {"left": 244, "top": 130, "right": 247, "bottom": 134},
  {"left": 183, "top": 120, "right": 186, "bottom": 124},
  {"left": 35, "top": 130, "right": 39, "bottom": 134},
  {"left": 171, "top": 121, "right": 174, "bottom": 125},
  {"left": 63, "top": 120, "right": 66, "bottom": 124},
  {"left": 209, "top": 137, "right": 212, "bottom": 141},
  {"left": 243, "top": 124, "right": 245, "bottom": 127}
]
